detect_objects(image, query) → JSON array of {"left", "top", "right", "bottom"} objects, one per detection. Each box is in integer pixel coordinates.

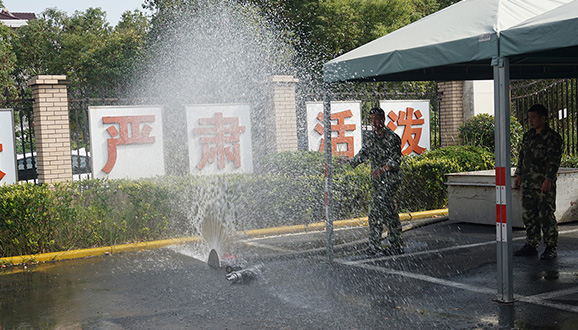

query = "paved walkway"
[{"left": 1, "top": 219, "right": 578, "bottom": 329}]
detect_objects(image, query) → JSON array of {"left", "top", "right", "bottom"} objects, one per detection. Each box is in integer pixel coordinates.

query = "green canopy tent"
[
  {"left": 501, "top": 0, "right": 578, "bottom": 76},
  {"left": 321, "top": 0, "right": 578, "bottom": 303}
]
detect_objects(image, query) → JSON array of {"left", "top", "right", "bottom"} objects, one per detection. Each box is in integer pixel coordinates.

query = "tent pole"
[
  {"left": 493, "top": 56, "right": 514, "bottom": 303},
  {"left": 323, "top": 82, "right": 334, "bottom": 263}
]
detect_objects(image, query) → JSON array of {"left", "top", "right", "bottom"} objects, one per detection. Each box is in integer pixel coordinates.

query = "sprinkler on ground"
[{"left": 207, "top": 248, "right": 262, "bottom": 284}]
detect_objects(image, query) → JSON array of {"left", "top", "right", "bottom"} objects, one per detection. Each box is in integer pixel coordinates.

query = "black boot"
[
  {"left": 540, "top": 246, "right": 557, "bottom": 259},
  {"left": 514, "top": 244, "right": 538, "bottom": 256}
]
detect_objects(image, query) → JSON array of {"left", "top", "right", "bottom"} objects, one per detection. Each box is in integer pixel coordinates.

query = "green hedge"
[
  {"left": 1, "top": 147, "right": 494, "bottom": 258},
  {"left": 561, "top": 154, "right": 578, "bottom": 168},
  {"left": 459, "top": 113, "right": 523, "bottom": 160},
  {"left": 261, "top": 147, "right": 495, "bottom": 214},
  {"left": 398, "top": 146, "right": 495, "bottom": 211},
  {"left": 0, "top": 180, "right": 174, "bottom": 258}
]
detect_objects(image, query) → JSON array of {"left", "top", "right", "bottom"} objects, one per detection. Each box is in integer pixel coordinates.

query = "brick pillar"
[
  {"left": 270, "top": 75, "right": 299, "bottom": 153},
  {"left": 28, "top": 75, "right": 72, "bottom": 184},
  {"left": 438, "top": 81, "right": 464, "bottom": 147}
]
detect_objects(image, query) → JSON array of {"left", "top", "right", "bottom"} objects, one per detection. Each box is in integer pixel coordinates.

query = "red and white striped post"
[
  {"left": 493, "top": 57, "right": 514, "bottom": 303},
  {"left": 323, "top": 83, "right": 334, "bottom": 262},
  {"left": 495, "top": 166, "right": 507, "bottom": 242}
]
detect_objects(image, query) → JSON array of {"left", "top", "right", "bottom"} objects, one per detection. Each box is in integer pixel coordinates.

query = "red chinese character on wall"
[
  {"left": 193, "top": 112, "right": 246, "bottom": 170},
  {"left": 387, "top": 107, "right": 426, "bottom": 156},
  {"left": 314, "top": 109, "right": 357, "bottom": 158},
  {"left": 102, "top": 116, "right": 156, "bottom": 174},
  {"left": 0, "top": 143, "right": 5, "bottom": 181}
]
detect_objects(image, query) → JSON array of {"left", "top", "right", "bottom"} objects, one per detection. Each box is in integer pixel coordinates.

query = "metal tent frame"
[{"left": 322, "top": 0, "right": 578, "bottom": 303}]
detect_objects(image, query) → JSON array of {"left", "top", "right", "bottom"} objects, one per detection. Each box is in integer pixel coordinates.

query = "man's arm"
[
  {"left": 348, "top": 144, "right": 368, "bottom": 169},
  {"left": 545, "top": 132, "right": 563, "bottom": 182},
  {"left": 541, "top": 131, "right": 563, "bottom": 192},
  {"left": 514, "top": 132, "right": 527, "bottom": 189}
]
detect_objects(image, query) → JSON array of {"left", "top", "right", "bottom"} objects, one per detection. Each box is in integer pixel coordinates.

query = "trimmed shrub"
[
  {"left": 459, "top": 113, "right": 523, "bottom": 160},
  {"left": 398, "top": 146, "right": 495, "bottom": 211},
  {"left": 561, "top": 154, "right": 578, "bottom": 168},
  {"left": 0, "top": 179, "right": 175, "bottom": 258},
  {"left": 0, "top": 147, "right": 495, "bottom": 258},
  {"left": 0, "top": 182, "right": 75, "bottom": 256}
]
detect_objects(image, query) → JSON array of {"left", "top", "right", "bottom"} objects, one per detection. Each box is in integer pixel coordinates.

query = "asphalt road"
[{"left": 2, "top": 220, "right": 578, "bottom": 329}]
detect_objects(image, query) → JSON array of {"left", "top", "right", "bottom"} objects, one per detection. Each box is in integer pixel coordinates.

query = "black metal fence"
[
  {"left": 0, "top": 91, "right": 135, "bottom": 182},
  {"left": 511, "top": 79, "right": 578, "bottom": 155},
  {"left": 1, "top": 89, "right": 35, "bottom": 182},
  {"left": 7, "top": 79, "right": 574, "bottom": 182}
]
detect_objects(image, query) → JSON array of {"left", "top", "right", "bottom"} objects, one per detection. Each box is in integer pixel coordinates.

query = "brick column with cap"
[
  {"left": 28, "top": 75, "right": 72, "bottom": 184},
  {"left": 270, "top": 75, "right": 299, "bottom": 153},
  {"left": 438, "top": 81, "right": 464, "bottom": 147}
]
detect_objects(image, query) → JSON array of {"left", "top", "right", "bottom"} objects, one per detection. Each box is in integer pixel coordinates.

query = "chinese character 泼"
[
  {"left": 102, "top": 116, "right": 156, "bottom": 174},
  {"left": 193, "top": 112, "right": 246, "bottom": 170},
  {"left": 314, "top": 109, "right": 356, "bottom": 158},
  {"left": 387, "top": 107, "right": 426, "bottom": 156}
]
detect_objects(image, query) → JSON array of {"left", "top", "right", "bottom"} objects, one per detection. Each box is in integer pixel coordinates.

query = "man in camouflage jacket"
[
  {"left": 347, "top": 107, "right": 403, "bottom": 255},
  {"left": 514, "top": 104, "right": 563, "bottom": 259}
]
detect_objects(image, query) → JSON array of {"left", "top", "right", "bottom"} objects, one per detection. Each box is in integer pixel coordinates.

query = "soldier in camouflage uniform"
[
  {"left": 514, "top": 104, "right": 563, "bottom": 259},
  {"left": 346, "top": 107, "right": 403, "bottom": 255}
]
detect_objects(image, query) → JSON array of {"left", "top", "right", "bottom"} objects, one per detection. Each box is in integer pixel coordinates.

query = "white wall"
[{"left": 463, "top": 80, "right": 494, "bottom": 120}]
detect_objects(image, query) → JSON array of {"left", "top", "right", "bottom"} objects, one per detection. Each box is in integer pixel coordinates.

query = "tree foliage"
[
  {"left": 251, "top": 0, "right": 451, "bottom": 84},
  {"left": 0, "top": 23, "right": 16, "bottom": 97},
  {"left": 6, "top": 0, "right": 456, "bottom": 97},
  {"left": 11, "top": 7, "right": 149, "bottom": 97}
]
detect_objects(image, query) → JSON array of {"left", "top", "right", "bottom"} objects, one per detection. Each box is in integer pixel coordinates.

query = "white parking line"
[
  {"left": 518, "top": 294, "right": 578, "bottom": 313},
  {"left": 343, "top": 262, "right": 496, "bottom": 295},
  {"left": 241, "top": 240, "right": 297, "bottom": 253},
  {"left": 240, "top": 224, "right": 578, "bottom": 314},
  {"left": 525, "top": 286, "right": 578, "bottom": 300},
  {"left": 340, "top": 260, "right": 578, "bottom": 314},
  {"left": 337, "top": 227, "right": 578, "bottom": 265},
  {"left": 336, "top": 227, "right": 578, "bottom": 314}
]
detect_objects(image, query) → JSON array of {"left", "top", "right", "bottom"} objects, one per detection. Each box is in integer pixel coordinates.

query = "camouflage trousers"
[
  {"left": 368, "top": 188, "right": 402, "bottom": 250},
  {"left": 521, "top": 187, "right": 558, "bottom": 247}
]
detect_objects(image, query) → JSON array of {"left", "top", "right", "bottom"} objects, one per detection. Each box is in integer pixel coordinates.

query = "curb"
[
  {"left": 0, "top": 237, "right": 202, "bottom": 267},
  {"left": 0, "top": 208, "right": 448, "bottom": 267},
  {"left": 241, "top": 208, "right": 448, "bottom": 238}
]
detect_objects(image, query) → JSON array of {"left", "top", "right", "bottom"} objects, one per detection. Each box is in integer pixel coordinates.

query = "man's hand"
[
  {"left": 513, "top": 175, "right": 521, "bottom": 190},
  {"left": 335, "top": 156, "right": 350, "bottom": 165},
  {"left": 541, "top": 179, "right": 552, "bottom": 193},
  {"left": 371, "top": 165, "right": 391, "bottom": 179}
]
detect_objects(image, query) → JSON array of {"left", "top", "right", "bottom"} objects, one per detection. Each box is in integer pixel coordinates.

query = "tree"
[
  {"left": 12, "top": 7, "right": 150, "bottom": 98},
  {"left": 76, "top": 10, "right": 150, "bottom": 97},
  {"left": 11, "top": 8, "right": 67, "bottom": 87},
  {"left": 251, "top": 0, "right": 452, "bottom": 89},
  {"left": 0, "top": 23, "right": 16, "bottom": 97}
]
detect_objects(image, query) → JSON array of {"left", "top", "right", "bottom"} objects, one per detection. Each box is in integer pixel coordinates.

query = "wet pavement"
[{"left": 1, "top": 219, "right": 578, "bottom": 329}]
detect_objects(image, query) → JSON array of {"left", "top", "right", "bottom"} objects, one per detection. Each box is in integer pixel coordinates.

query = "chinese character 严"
[
  {"left": 387, "top": 107, "right": 426, "bottom": 156},
  {"left": 102, "top": 115, "right": 156, "bottom": 174},
  {"left": 193, "top": 112, "right": 246, "bottom": 170},
  {"left": 314, "top": 109, "right": 357, "bottom": 158}
]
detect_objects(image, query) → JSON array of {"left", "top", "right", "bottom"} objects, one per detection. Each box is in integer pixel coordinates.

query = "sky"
[{"left": 3, "top": 0, "right": 150, "bottom": 26}]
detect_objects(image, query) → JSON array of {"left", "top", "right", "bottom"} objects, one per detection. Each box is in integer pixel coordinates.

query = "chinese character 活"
[
  {"left": 193, "top": 112, "right": 246, "bottom": 170},
  {"left": 102, "top": 115, "right": 156, "bottom": 174},
  {"left": 314, "top": 109, "right": 356, "bottom": 158},
  {"left": 387, "top": 107, "right": 426, "bottom": 156}
]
